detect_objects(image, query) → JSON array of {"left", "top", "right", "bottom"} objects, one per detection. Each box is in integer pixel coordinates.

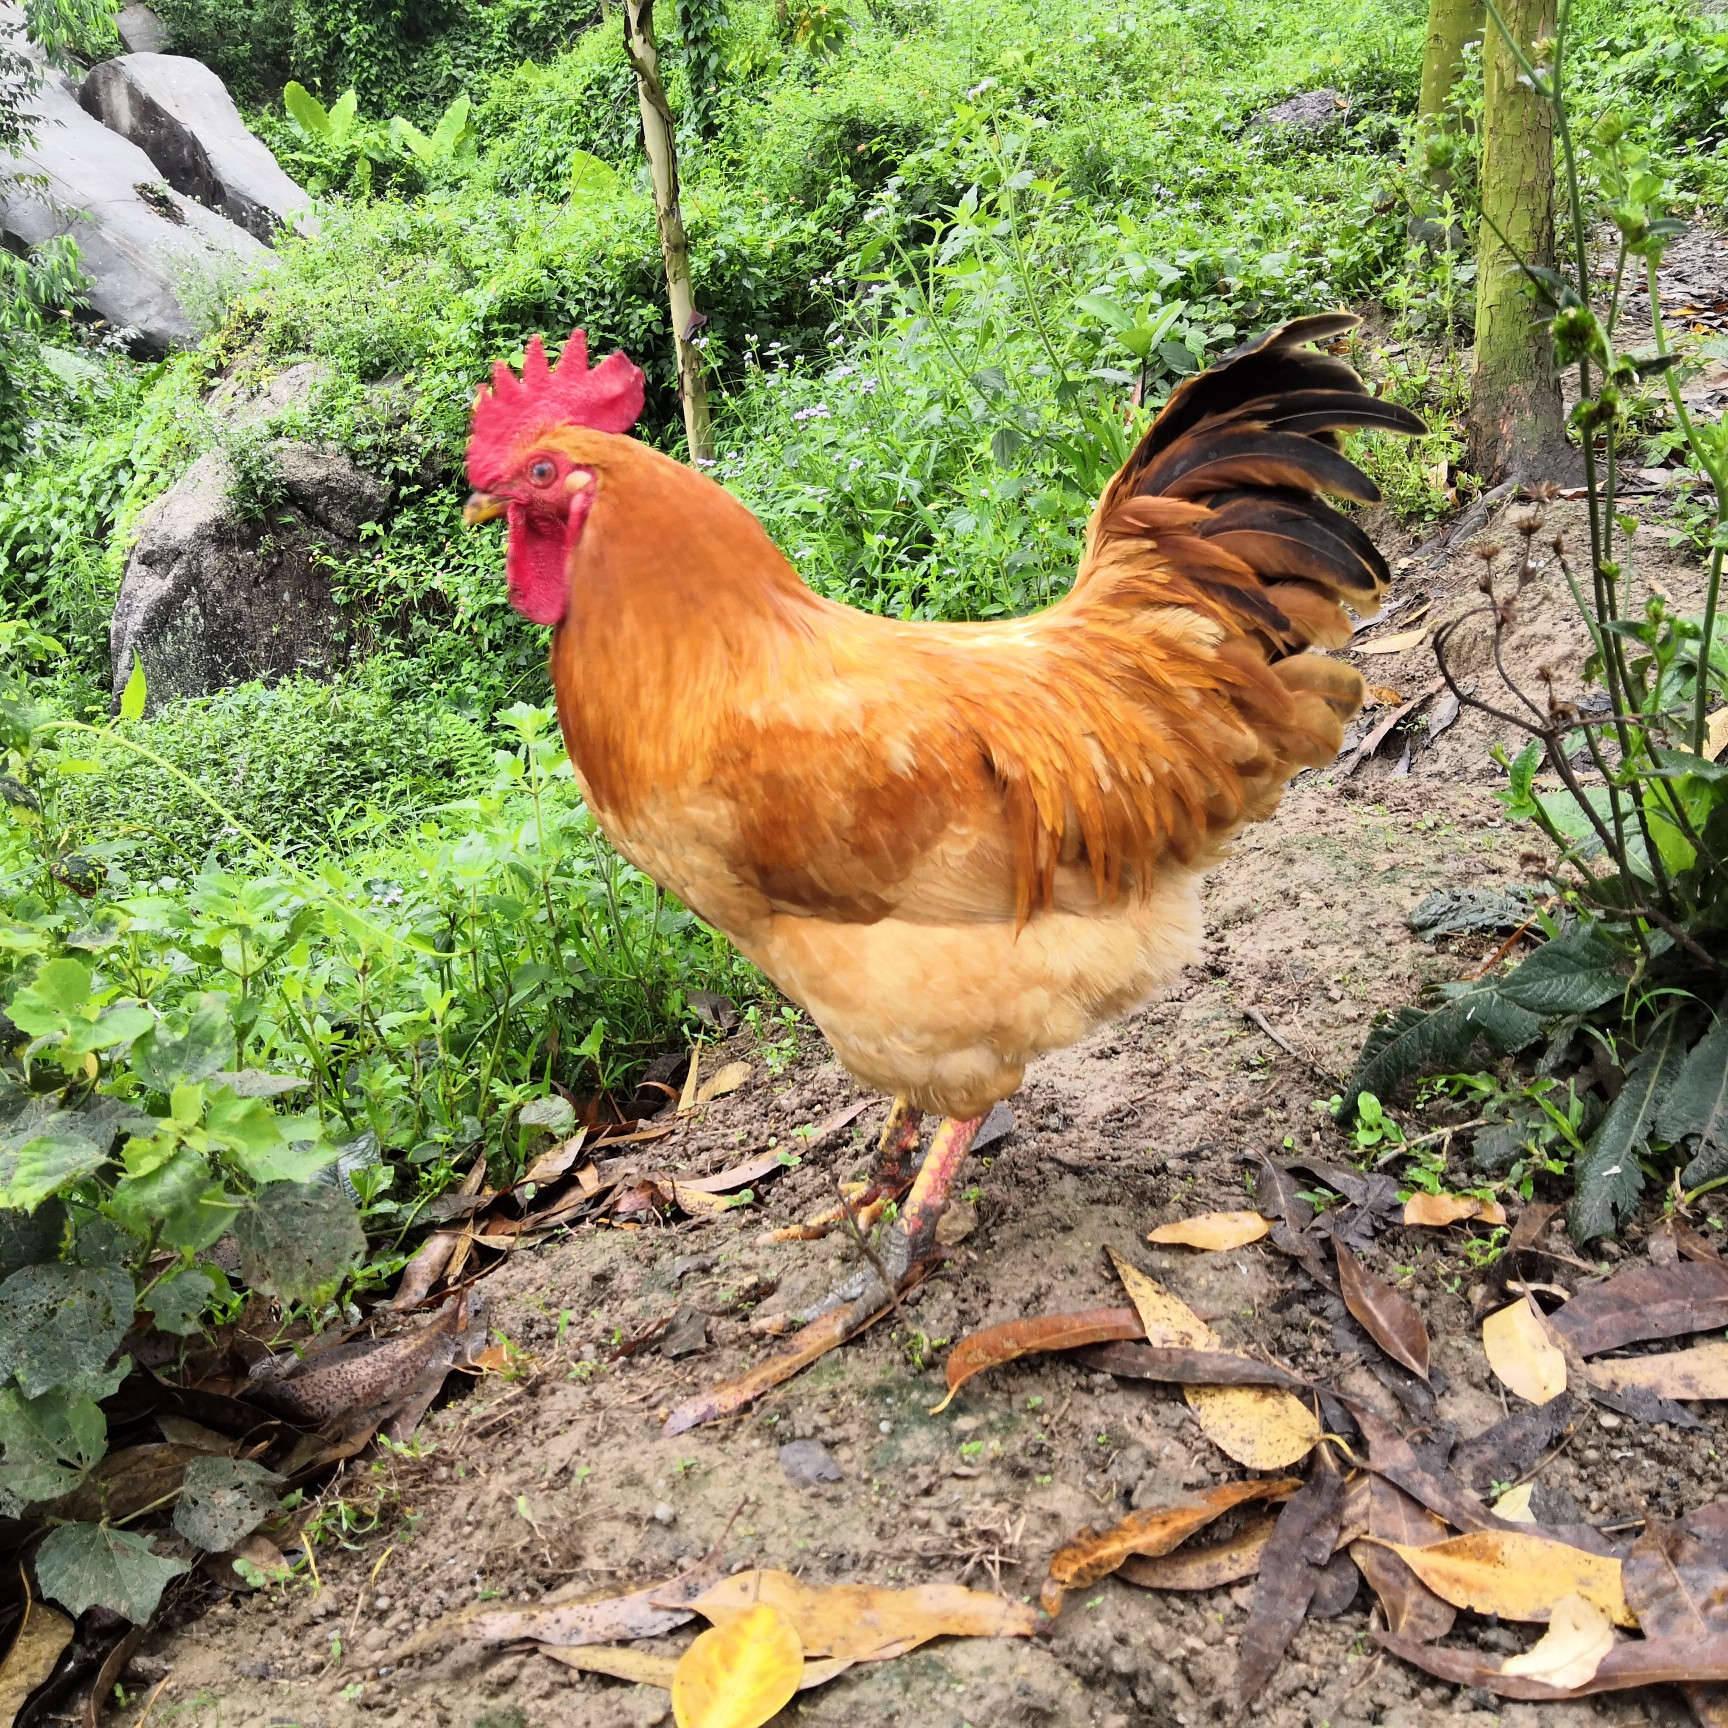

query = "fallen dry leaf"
[
  {"left": 1108, "top": 1248, "right": 1318, "bottom": 1470},
  {"left": 1075, "top": 1341, "right": 1310, "bottom": 1392},
  {"left": 1335, "top": 1241, "right": 1430, "bottom": 1381},
  {"left": 1376, "top": 1629, "right": 1728, "bottom": 1699},
  {"left": 540, "top": 1646, "right": 853, "bottom": 1695},
  {"left": 672, "top": 1603, "right": 802, "bottom": 1728},
  {"left": 1356, "top": 1475, "right": 1457, "bottom": 1643},
  {"left": 1238, "top": 1446, "right": 1346, "bottom": 1702},
  {"left": 1367, "top": 685, "right": 1404, "bottom": 705},
  {"left": 1548, "top": 1259, "right": 1728, "bottom": 1356},
  {"left": 1624, "top": 1517, "right": 1728, "bottom": 1727},
  {"left": 1708, "top": 707, "right": 1728, "bottom": 763},
  {"left": 367, "top": 1543, "right": 727, "bottom": 1666},
  {"left": 1494, "top": 1482, "right": 1538, "bottom": 1523},
  {"left": 1370, "top": 1529, "right": 1634, "bottom": 1626},
  {"left": 694, "top": 1570, "right": 1037, "bottom": 1662},
  {"left": 1483, "top": 1295, "right": 1568, "bottom": 1406},
  {"left": 540, "top": 1645, "right": 682, "bottom": 1686},
  {"left": 1146, "top": 1211, "right": 1271, "bottom": 1251},
  {"left": 1587, "top": 1339, "right": 1728, "bottom": 1401},
  {"left": 0, "top": 1599, "right": 74, "bottom": 1722},
  {"left": 1499, "top": 1593, "right": 1615, "bottom": 1688},
  {"left": 1118, "top": 1516, "right": 1280, "bottom": 1592},
  {"left": 1040, "top": 1477, "right": 1298, "bottom": 1614},
  {"left": 1357, "top": 623, "right": 1430, "bottom": 655},
  {"left": 1403, "top": 1193, "right": 1507, "bottom": 1228},
  {"left": 672, "top": 1150, "right": 793, "bottom": 1195},
  {"left": 695, "top": 1062, "right": 753, "bottom": 1106},
  {"left": 521, "top": 1130, "right": 589, "bottom": 1188},
  {"left": 1350, "top": 1404, "right": 1502, "bottom": 1535},
  {"left": 931, "top": 1307, "right": 1145, "bottom": 1414}
]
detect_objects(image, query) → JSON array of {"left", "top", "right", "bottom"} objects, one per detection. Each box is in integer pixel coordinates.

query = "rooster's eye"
[{"left": 529, "top": 458, "right": 557, "bottom": 486}]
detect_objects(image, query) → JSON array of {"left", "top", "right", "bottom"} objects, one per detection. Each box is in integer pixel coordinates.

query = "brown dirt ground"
[{"left": 122, "top": 279, "right": 1728, "bottom": 1728}]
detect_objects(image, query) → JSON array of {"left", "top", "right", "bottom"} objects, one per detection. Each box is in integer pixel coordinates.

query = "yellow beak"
[{"left": 464, "top": 491, "right": 506, "bottom": 525}]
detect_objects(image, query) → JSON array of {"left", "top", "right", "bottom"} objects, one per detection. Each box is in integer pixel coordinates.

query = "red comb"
[{"left": 466, "top": 330, "right": 646, "bottom": 488}]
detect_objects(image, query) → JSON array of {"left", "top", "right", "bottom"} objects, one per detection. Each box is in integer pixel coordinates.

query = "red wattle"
[{"left": 505, "top": 506, "right": 573, "bottom": 626}]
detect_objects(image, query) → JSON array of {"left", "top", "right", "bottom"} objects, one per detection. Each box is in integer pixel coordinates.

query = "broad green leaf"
[
  {"left": 34, "top": 1522, "right": 189, "bottom": 1622},
  {"left": 141, "top": 1266, "right": 215, "bottom": 1336},
  {"left": 391, "top": 114, "right": 433, "bottom": 162},
  {"left": 429, "top": 92, "right": 471, "bottom": 158},
  {"left": 283, "top": 80, "right": 331, "bottom": 140},
  {"left": 1343, "top": 981, "right": 1542, "bottom": 1116},
  {"left": 109, "top": 1150, "right": 235, "bottom": 1254},
  {"left": 0, "top": 1263, "right": 133, "bottom": 1398},
  {"left": 328, "top": 86, "right": 358, "bottom": 142},
  {"left": 0, "top": 1202, "right": 65, "bottom": 1282},
  {"left": 130, "top": 994, "right": 236, "bottom": 1091},
  {"left": 1075, "top": 291, "right": 1134, "bottom": 331},
  {"left": 517, "top": 1095, "right": 575, "bottom": 1135},
  {"left": 6, "top": 957, "right": 93, "bottom": 1035},
  {"left": 0, "top": 1385, "right": 106, "bottom": 1505},
  {"left": 568, "top": 147, "right": 619, "bottom": 199},
  {"left": 173, "top": 1456, "right": 283, "bottom": 1553},
  {"left": 1, "top": 1132, "right": 106, "bottom": 1212},
  {"left": 1495, "top": 926, "right": 1627, "bottom": 1016},
  {"left": 234, "top": 1182, "right": 363, "bottom": 1304},
  {"left": 1570, "top": 1012, "right": 1691, "bottom": 1242},
  {"left": 118, "top": 655, "right": 146, "bottom": 722},
  {"left": 225, "top": 1138, "right": 339, "bottom": 1184},
  {"left": 1672, "top": 1015, "right": 1728, "bottom": 1190},
  {"left": 92, "top": 1003, "right": 154, "bottom": 1047}
]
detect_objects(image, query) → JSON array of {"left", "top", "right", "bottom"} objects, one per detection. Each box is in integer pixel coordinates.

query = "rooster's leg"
[
  {"left": 662, "top": 1108, "right": 988, "bottom": 1435},
  {"left": 767, "top": 1094, "right": 924, "bottom": 1243}
]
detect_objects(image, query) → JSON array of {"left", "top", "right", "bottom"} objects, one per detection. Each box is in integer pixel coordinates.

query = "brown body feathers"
[{"left": 535, "top": 315, "right": 1419, "bottom": 1117}]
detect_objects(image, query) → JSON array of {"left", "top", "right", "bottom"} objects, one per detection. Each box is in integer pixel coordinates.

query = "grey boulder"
[
  {"left": 115, "top": 4, "right": 167, "bottom": 52},
  {"left": 1248, "top": 88, "right": 1350, "bottom": 139},
  {"left": 0, "top": 74, "right": 270, "bottom": 352},
  {"left": 111, "top": 441, "right": 390, "bottom": 712},
  {"left": 80, "top": 53, "right": 312, "bottom": 243}
]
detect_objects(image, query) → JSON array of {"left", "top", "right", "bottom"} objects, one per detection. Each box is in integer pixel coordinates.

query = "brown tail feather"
[{"left": 1093, "top": 313, "right": 1423, "bottom": 662}]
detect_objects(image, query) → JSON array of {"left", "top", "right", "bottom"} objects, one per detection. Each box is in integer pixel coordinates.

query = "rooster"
[{"left": 465, "top": 317, "right": 1420, "bottom": 1403}]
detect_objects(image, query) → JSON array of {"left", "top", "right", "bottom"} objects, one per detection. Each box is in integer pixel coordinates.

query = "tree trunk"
[
  {"left": 623, "top": 0, "right": 712, "bottom": 464},
  {"left": 1418, "top": 0, "right": 1483, "bottom": 123},
  {"left": 1467, "top": 0, "right": 1567, "bottom": 484}
]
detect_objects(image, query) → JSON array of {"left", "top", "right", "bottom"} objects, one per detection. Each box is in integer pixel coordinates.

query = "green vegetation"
[
  {"left": 1341, "top": 0, "right": 1728, "bottom": 1241},
  {"left": 2, "top": 0, "right": 1726, "bottom": 1620}
]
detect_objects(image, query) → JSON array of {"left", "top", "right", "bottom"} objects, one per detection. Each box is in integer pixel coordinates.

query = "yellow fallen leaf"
[
  {"left": 1146, "top": 1211, "right": 1271, "bottom": 1251},
  {"left": 1108, "top": 1251, "right": 1212, "bottom": 1347},
  {"left": 0, "top": 1600, "right": 73, "bottom": 1721},
  {"left": 1483, "top": 1295, "right": 1568, "bottom": 1406},
  {"left": 1707, "top": 707, "right": 1728, "bottom": 763},
  {"left": 1587, "top": 1339, "right": 1728, "bottom": 1401},
  {"left": 1492, "top": 1481, "right": 1537, "bottom": 1523},
  {"left": 1499, "top": 1593, "right": 1615, "bottom": 1688},
  {"left": 694, "top": 1570, "right": 1037, "bottom": 1662},
  {"left": 696, "top": 1062, "right": 752, "bottom": 1105},
  {"left": 1108, "top": 1248, "right": 1318, "bottom": 1470},
  {"left": 1403, "top": 1192, "right": 1508, "bottom": 1228},
  {"left": 673, "top": 1603, "right": 802, "bottom": 1728},
  {"left": 540, "top": 1645, "right": 682, "bottom": 1685},
  {"left": 679, "top": 1042, "right": 704, "bottom": 1113},
  {"left": 1367, "top": 685, "right": 1404, "bottom": 706},
  {"left": 1357, "top": 624, "right": 1430, "bottom": 655},
  {"left": 1373, "top": 1531, "right": 1634, "bottom": 1626}
]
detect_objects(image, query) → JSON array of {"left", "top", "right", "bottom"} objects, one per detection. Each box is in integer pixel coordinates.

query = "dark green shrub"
[{"left": 60, "top": 658, "right": 494, "bottom": 875}]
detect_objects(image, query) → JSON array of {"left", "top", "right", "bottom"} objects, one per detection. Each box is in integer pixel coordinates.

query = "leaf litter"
[{"left": 138, "top": 1100, "right": 1728, "bottom": 1727}]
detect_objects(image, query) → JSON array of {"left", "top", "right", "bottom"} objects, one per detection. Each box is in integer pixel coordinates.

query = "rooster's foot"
[
  {"left": 663, "top": 1112, "right": 985, "bottom": 1436},
  {"left": 763, "top": 1094, "right": 923, "bottom": 1243}
]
